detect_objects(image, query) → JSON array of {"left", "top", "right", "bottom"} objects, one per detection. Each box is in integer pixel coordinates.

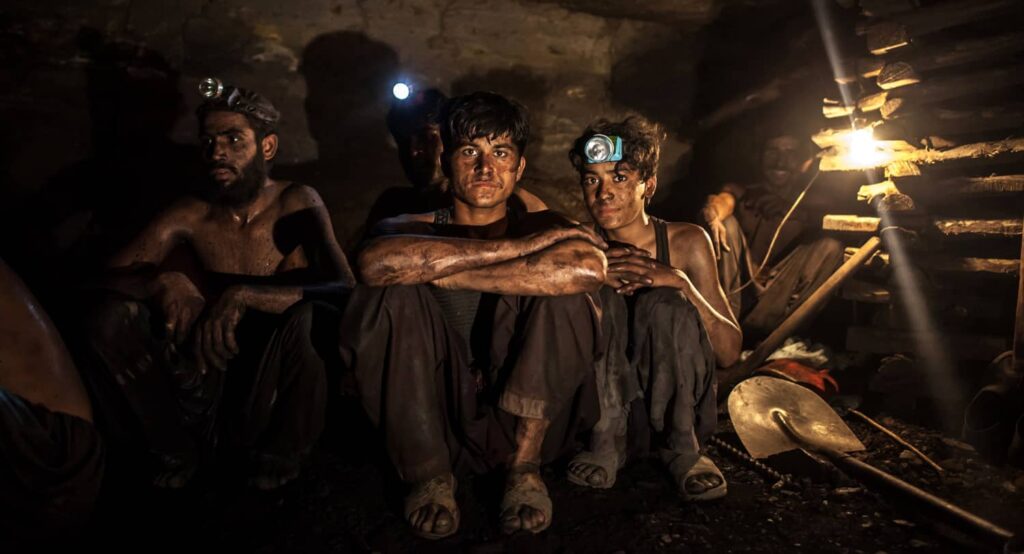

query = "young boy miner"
[{"left": 566, "top": 116, "right": 741, "bottom": 500}]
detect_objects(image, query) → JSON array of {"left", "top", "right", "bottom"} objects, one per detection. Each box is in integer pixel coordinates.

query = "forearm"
[
  {"left": 358, "top": 235, "right": 527, "bottom": 286},
  {"left": 432, "top": 240, "right": 606, "bottom": 296},
  {"left": 235, "top": 282, "right": 351, "bottom": 314},
  {"left": 97, "top": 265, "right": 164, "bottom": 300},
  {"left": 671, "top": 272, "right": 742, "bottom": 367}
]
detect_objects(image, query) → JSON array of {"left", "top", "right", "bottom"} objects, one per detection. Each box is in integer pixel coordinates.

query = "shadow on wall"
[
  {"left": 275, "top": 31, "right": 405, "bottom": 251},
  {"left": 3, "top": 27, "right": 200, "bottom": 301}
]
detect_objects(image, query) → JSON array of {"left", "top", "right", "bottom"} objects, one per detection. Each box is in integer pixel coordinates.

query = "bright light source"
[
  {"left": 844, "top": 127, "right": 889, "bottom": 168},
  {"left": 392, "top": 82, "right": 411, "bottom": 100}
]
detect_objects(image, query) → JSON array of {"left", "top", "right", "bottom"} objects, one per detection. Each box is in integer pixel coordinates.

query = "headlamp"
[
  {"left": 583, "top": 134, "right": 623, "bottom": 164},
  {"left": 392, "top": 82, "right": 412, "bottom": 100},
  {"left": 198, "top": 77, "right": 224, "bottom": 100}
]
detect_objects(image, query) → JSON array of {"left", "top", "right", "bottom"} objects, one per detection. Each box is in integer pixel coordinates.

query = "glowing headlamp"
[
  {"left": 392, "top": 82, "right": 412, "bottom": 100},
  {"left": 198, "top": 77, "right": 224, "bottom": 100},
  {"left": 583, "top": 134, "right": 623, "bottom": 164}
]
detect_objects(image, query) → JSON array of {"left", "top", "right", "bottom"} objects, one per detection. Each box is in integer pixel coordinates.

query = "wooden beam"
[
  {"left": 822, "top": 138, "right": 1024, "bottom": 172},
  {"left": 844, "top": 247, "right": 1021, "bottom": 274},
  {"left": 824, "top": 215, "right": 1023, "bottom": 237},
  {"left": 876, "top": 104, "right": 1024, "bottom": 142},
  {"left": 902, "top": 138, "right": 1024, "bottom": 166},
  {"left": 865, "top": 0, "right": 1021, "bottom": 54},
  {"left": 892, "top": 174, "right": 1024, "bottom": 195},
  {"left": 858, "top": 64, "right": 1024, "bottom": 118},
  {"left": 1014, "top": 218, "right": 1024, "bottom": 374},
  {"left": 846, "top": 326, "right": 1009, "bottom": 361}
]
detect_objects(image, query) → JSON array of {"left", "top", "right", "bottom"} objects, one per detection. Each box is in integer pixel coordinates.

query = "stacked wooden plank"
[{"left": 820, "top": 0, "right": 1024, "bottom": 363}]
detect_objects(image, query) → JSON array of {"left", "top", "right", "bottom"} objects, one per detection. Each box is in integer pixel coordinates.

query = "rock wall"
[{"left": 0, "top": 0, "right": 711, "bottom": 263}]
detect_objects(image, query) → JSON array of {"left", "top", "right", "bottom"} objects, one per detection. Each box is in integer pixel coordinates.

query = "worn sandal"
[
  {"left": 500, "top": 467, "right": 553, "bottom": 535},
  {"left": 403, "top": 473, "right": 460, "bottom": 540},
  {"left": 670, "top": 454, "right": 727, "bottom": 501}
]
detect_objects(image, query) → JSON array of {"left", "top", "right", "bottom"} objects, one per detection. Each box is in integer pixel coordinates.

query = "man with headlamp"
[
  {"left": 566, "top": 116, "right": 741, "bottom": 501},
  {"left": 86, "top": 78, "right": 354, "bottom": 491}
]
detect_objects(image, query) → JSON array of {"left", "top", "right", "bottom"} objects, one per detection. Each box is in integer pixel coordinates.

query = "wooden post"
[
  {"left": 1015, "top": 217, "right": 1024, "bottom": 375},
  {"left": 734, "top": 236, "right": 883, "bottom": 375}
]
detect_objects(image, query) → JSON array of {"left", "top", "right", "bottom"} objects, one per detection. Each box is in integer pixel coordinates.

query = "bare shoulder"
[
  {"left": 514, "top": 187, "right": 548, "bottom": 212},
  {"left": 279, "top": 182, "right": 326, "bottom": 210},
  {"left": 665, "top": 221, "right": 716, "bottom": 268},
  {"left": 148, "top": 194, "right": 207, "bottom": 231}
]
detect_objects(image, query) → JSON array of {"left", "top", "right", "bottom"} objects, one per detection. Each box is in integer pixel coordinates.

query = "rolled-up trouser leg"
[
  {"left": 86, "top": 296, "right": 203, "bottom": 459},
  {"left": 743, "top": 236, "right": 844, "bottom": 335},
  {"left": 231, "top": 301, "right": 332, "bottom": 459},
  {"left": 632, "top": 287, "right": 716, "bottom": 471},
  {"left": 339, "top": 285, "right": 467, "bottom": 483},
  {"left": 715, "top": 215, "right": 748, "bottom": 319},
  {"left": 487, "top": 292, "right": 602, "bottom": 464}
]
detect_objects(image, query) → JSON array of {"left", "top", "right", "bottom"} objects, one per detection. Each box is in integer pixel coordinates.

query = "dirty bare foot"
[
  {"left": 404, "top": 473, "right": 460, "bottom": 540},
  {"left": 500, "top": 464, "right": 552, "bottom": 534}
]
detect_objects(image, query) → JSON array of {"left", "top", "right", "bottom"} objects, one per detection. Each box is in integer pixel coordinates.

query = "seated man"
[
  {"left": 340, "top": 92, "right": 607, "bottom": 539},
  {"left": 364, "top": 88, "right": 546, "bottom": 229},
  {"left": 0, "top": 256, "right": 103, "bottom": 541},
  {"left": 565, "top": 117, "right": 741, "bottom": 501},
  {"left": 702, "top": 130, "right": 843, "bottom": 338},
  {"left": 87, "top": 81, "right": 354, "bottom": 490}
]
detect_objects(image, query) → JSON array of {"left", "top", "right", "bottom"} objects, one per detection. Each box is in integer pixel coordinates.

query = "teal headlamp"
[{"left": 584, "top": 134, "right": 623, "bottom": 164}]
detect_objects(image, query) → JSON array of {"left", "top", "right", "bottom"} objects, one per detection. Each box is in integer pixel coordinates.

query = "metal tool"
[{"left": 729, "top": 376, "right": 1015, "bottom": 549}]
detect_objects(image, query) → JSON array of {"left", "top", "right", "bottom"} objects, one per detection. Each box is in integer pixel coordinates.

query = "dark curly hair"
[
  {"left": 569, "top": 116, "right": 664, "bottom": 181},
  {"left": 196, "top": 84, "right": 280, "bottom": 140},
  {"left": 439, "top": 91, "right": 530, "bottom": 156}
]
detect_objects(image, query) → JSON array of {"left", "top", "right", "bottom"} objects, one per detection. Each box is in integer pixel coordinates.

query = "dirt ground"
[{"left": 56, "top": 399, "right": 1024, "bottom": 554}]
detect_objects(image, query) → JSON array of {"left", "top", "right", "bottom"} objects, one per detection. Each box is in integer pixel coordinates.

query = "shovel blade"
[{"left": 728, "top": 376, "right": 866, "bottom": 459}]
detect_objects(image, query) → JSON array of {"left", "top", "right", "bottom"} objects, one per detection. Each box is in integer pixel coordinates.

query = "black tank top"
[{"left": 598, "top": 216, "right": 671, "bottom": 265}]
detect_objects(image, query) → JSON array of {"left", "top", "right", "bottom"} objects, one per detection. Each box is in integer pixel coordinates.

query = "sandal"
[{"left": 403, "top": 473, "right": 460, "bottom": 540}]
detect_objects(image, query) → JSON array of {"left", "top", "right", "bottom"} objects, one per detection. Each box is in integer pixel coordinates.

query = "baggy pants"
[{"left": 339, "top": 284, "right": 601, "bottom": 483}]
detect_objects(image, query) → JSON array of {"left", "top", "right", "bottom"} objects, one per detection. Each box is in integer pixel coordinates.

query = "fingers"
[
  {"left": 223, "top": 317, "right": 240, "bottom": 356},
  {"left": 569, "top": 225, "right": 607, "bottom": 249},
  {"left": 202, "top": 321, "right": 226, "bottom": 371},
  {"left": 178, "top": 305, "right": 199, "bottom": 345},
  {"left": 711, "top": 233, "right": 721, "bottom": 260},
  {"left": 193, "top": 331, "right": 208, "bottom": 376},
  {"left": 211, "top": 320, "right": 231, "bottom": 361},
  {"left": 606, "top": 245, "right": 652, "bottom": 260}
]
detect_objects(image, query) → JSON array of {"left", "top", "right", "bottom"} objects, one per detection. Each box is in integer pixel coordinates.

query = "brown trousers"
[
  {"left": 717, "top": 215, "right": 844, "bottom": 336},
  {"left": 593, "top": 286, "right": 717, "bottom": 470},
  {"left": 86, "top": 296, "right": 332, "bottom": 466},
  {"left": 338, "top": 284, "right": 601, "bottom": 483}
]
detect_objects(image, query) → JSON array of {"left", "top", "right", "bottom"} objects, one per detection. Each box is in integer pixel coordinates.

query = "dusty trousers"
[
  {"left": 339, "top": 284, "right": 601, "bottom": 483},
  {"left": 592, "top": 286, "right": 717, "bottom": 470},
  {"left": 85, "top": 295, "right": 335, "bottom": 469}
]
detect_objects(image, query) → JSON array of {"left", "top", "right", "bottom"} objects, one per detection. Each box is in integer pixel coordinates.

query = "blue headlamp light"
[{"left": 583, "top": 134, "right": 623, "bottom": 164}]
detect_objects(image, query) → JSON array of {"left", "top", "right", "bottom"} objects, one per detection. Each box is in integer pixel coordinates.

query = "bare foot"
[
  {"left": 500, "top": 465, "right": 552, "bottom": 534},
  {"left": 249, "top": 453, "right": 301, "bottom": 490},
  {"left": 567, "top": 459, "right": 609, "bottom": 487},
  {"left": 404, "top": 473, "right": 459, "bottom": 540}
]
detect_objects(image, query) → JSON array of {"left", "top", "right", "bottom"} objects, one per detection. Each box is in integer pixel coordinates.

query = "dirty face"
[
  {"left": 761, "top": 135, "right": 806, "bottom": 189},
  {"left": 447, "top": 133, "right": 525, "bottom": 210},
  {"left": 580, "top": 162, "right": 654, "bottom": 231},
  {"left": 405, "top": 123, "right": 446, "bottom": 192},
  {"left": 199, "top": 111, "right": 274, "bottom": 206}
]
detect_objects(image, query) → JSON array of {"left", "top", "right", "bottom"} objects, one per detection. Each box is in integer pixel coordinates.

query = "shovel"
[{"left": 728, "top": 376, "right": 1015, "bottom": 549}]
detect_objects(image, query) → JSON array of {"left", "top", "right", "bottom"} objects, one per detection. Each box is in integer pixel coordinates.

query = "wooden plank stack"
[{"left": 819, "top": 0, "right": 1024, "bottom": 364}]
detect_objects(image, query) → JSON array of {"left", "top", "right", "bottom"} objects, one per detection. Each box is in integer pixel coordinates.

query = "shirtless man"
[
  {"left": 702, "top": 131, "right": 842, "bottom": 338},
  {"left": 340, "top": 92, "right": 606, "bottom": 539},
  {"left": 0, "top": 257, "right": 103, "bottom": 542},
  {"left": 87, "top": 81, "right": 354, "bottom": 490},
  {"left": 564, "top": 117, "right": 741, "bottom": 501},
  {"left": 364, "top": 88, "right": 546, "bottom": 228}
]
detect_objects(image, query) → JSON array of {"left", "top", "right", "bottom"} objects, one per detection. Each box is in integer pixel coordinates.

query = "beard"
[{"left": 205, "top": 154, "right": 266, "bottom": 207}]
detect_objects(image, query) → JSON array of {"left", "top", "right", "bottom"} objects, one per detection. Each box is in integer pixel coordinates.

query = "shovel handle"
[{"left": 772, "top": 411, "right": 1013, "bottom": 547}]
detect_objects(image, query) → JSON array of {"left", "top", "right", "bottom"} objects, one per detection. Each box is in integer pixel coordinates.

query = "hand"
[
  {"left": 154, "top": 272, "right": 205, "bottom": 344},
  {"left": 193, "top": 286, "right": 246, "bottom": 373},
  {"left": 706, "top": 218, "right": 731, "bottom": 260},
  {"left": 606, "top": 248, "right": 683, "bottom": 295},
  {"left": 519, "top": 225, "right": 607, "bottom": 256}
]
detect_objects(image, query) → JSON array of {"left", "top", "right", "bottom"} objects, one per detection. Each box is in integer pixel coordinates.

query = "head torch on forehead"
[
  {"left": 197, "top": 77, "right": 280, "bottom": 128},
  {"left": 583, "top": 134, "right": 624, "bottom": 164}
]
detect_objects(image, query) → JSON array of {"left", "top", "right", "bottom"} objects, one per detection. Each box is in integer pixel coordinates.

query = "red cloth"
[{"left": 754, "top": 359, "right": 839, "bottom": 397}]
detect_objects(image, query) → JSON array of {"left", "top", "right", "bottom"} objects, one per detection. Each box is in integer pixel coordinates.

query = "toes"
[
  {"left": 586, "top": 467, "right": 606, "bottom": 485},
  {"left": 432, "top": 509, "right": 453, "bottom": 534},
  {"left": 521, "top": 506, "right": 547, "bottom": 531}
]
